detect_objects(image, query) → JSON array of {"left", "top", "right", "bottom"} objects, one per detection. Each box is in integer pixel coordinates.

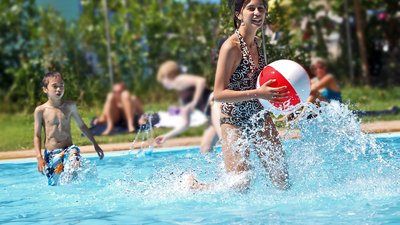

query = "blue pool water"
[{"left": 1, "top": 103, "right": 400, "bottom": 224}]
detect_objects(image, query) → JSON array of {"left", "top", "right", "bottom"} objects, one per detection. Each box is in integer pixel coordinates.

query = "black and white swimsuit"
[{"left": 220, "top": 30, "right": 266, "bottom": 129}]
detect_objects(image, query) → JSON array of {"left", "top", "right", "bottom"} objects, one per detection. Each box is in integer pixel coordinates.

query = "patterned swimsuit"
[
  {"left": 220, "top": 30, "right": 266, "bottom": 129},
  {"left": 44, "top": 145, "right": 81, "bottom": 186}
]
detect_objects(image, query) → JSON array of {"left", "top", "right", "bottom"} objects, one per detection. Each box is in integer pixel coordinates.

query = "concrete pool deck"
[{"left": 1, "top": 120, "right": 399, "bottom": 160}]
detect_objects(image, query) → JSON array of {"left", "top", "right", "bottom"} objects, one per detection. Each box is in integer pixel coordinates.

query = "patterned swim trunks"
[{"left": 44, "top": 145, "right": 81, "bottom": 186}]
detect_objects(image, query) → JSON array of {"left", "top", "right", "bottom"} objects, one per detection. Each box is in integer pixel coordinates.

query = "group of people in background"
[
  {"left": 91, "top": 57, "right": 342, "bottom": 149},
  {"left": 88, "top": 0, "right": 343, "bottom": 190},
  {"left": 34, "top": 0, "right": 343, "bottom": 189}
]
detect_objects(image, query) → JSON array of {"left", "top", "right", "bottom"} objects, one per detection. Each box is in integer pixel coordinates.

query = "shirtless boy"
[{"left": 34, "top": 72, "right": 104, "bottom": 185}]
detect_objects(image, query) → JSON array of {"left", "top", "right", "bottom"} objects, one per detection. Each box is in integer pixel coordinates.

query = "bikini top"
[
  {"left": 220, "top": 30, "right": 266, "bottom": 120},
  {"left": 320, "top": 88, "right": 342, "bottom": 102},
  {"left": 226, "top": 29, "right": 266, "bottom": 92}
]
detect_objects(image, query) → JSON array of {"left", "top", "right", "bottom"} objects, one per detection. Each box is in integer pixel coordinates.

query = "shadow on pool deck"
[{"left": 1, "top": 120, "right": 399, "bottom": 160}]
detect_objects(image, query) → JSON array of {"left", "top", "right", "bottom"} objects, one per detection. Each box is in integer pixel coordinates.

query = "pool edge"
[
  {"left": 0, "top": 145, "right": 204, "bottom": 164},
  {"left": 1, "top": 131, "right": 399, "bottom": 164}
]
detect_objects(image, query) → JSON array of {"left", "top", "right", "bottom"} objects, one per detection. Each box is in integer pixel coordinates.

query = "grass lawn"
[
  {"left": 341, "top": 86, "right": 400, "bottom": 122},
  {"left": 0, "top": 103, "right": 206, "bottom": 152},
  {"left": 0, "top": 86, "right": 399, "bottom": 152}
]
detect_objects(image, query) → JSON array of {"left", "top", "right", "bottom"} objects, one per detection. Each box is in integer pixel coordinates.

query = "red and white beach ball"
[{"left": 257, "top": 59, "right": 311, "bottom": 113}]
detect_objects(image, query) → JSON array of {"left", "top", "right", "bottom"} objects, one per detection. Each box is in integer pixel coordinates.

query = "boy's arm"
[
  {"left": 70, "top": 103, "right": 104, "bottom": 159},
  {"left": 33, "top": 107, "right": 46, "bottom": 174}
]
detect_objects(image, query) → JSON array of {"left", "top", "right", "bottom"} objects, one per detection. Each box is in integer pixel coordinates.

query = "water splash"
[
  {"left": 289, "top": 101, "right": 392, "bottom": 159},
  {"left": 97, "top": 101, "right": 400, "bottom": 210},
  {"left": 129, "top": 113, "right": 156, "bottom": 157},
  {"left": 125, "top": 101, "right": 398, "bottom": 198},
  {"left": 279, "top": 101, "right": 400, "bottom": 194},
  {"left": 3, "top": 103, "right": 399, "bottom": 223},
  {"left": 59, "top": 157, "right": 98, "bottom": 185}
]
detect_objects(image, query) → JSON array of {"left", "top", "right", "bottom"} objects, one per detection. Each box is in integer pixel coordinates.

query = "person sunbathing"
[
  {"left": 276, "top": 57, "right": 342, "bottom": 123},
  {"left": 93, "top": 82, "right": 144, "bottom": 135},
  {"left": 308, "top": 57, "right": 342, "bottom": 103}
]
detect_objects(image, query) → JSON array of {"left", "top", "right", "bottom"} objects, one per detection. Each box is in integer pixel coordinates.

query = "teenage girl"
[{"left": 187, "top": 0, "right": 290, "bottom": 190}]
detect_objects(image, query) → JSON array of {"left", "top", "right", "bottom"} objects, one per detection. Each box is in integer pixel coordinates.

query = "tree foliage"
[
  {"left": 0, "top": 0, "right": 398, "bottom": 113},
  {"left": 0, "top": 0, "right": 101, "bottom": 112},
  {"left": 0, "top": 0, "right": 222, "bottom": 112}
]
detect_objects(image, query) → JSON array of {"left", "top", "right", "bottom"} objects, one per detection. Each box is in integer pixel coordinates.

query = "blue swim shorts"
[{"left": 44, "top": 145, "right": 81, "bottom": 186}]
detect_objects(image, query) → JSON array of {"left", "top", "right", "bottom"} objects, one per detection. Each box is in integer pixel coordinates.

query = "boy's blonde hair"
[{"left": 157, "top": 60, "right": 181, "bottom": 82}]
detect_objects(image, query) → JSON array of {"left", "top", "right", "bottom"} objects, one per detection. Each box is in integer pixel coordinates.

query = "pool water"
[{"left": 1, "top": 103, "right": 400, "bottom": 224}]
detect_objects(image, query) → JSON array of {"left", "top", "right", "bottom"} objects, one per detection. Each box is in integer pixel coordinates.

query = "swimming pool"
[
  {"left": 1, "top": 102, "right": 400, "bottom": 224},
  {"left": 1, "top": 132, "right": 399, "bottom": 224}
]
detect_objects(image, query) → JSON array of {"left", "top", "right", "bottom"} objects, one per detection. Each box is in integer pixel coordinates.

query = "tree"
[
  {"left": 353, "top": 0, "right": 370, "bottom": 85},
  {"left": 0, "top": 0, "right": 98, "bottom": 112}
]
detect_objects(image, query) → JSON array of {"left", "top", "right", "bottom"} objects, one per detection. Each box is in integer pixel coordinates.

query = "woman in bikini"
[{"left": 187, "top": 0, "right": 290, "bottom": 191}]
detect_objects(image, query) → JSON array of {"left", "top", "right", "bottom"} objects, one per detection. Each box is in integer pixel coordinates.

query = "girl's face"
[
  {"left": 312, "top": 62, "right": 327, "bottom": 79},
  {"left": 161, "top": 77, "right": 174, "bottom": 90},
  {"left": 238, "top": 0, "right": 266, "bottom": 29}
]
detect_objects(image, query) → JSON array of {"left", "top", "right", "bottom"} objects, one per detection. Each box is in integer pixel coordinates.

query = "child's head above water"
[
  {"left": 42, "top": 71, "right": 65, "bottom": 99},
  {"left": 157, "top": 60, "right": 181, "bottom": 82}
]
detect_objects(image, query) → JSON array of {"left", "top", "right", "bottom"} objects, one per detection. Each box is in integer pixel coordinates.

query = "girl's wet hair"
[
  {"left": 42, "top": 71, "right": 63, "bottom": 88},
  {"left": 229, "top": 0, "right": 267, "bottom": 29}
]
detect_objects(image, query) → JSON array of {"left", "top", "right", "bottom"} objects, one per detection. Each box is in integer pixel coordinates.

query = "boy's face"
[{"left": 43, "top": 76, "right": 65, "bottom": 100}]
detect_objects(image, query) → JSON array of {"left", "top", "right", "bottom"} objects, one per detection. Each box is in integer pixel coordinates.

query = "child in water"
[
  {"left": 34, "top": 72, "right": 104, "bottom": 185},
  {"left": 187, "top": 0, "right": 290, "bottom": 190}
]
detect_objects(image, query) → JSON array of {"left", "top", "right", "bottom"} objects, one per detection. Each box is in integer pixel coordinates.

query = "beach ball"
[{"left": 257, "top": 59, "right": 310, "bottom": 113}]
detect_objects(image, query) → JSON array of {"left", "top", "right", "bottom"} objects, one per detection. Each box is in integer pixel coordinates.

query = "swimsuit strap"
[{"left": 235, "top": 29, "right": 257, "bottom": 75}]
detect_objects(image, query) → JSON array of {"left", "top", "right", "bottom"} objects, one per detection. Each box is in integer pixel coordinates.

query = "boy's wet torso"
[{"left": 41, "top": 102, "right": 73, "bottom": 151}]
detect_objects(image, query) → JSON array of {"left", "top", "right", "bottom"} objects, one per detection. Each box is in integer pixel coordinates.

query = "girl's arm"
[
  {"left": 214, "top": 41, "right": 288, "bottom": 103},
  {"left": 154, "top": 106, "right": 191, "bottom": 144}
]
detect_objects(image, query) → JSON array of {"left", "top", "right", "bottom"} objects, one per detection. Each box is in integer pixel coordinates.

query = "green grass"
[
  {"left": 0, "top": 86, "right": 399, "bottom": 152},
  {"left": 342, "top": 86, "right": 400, "bottom": 122},
  {"left": 0, "top": 103, "right": 205, "bottom": 152}
]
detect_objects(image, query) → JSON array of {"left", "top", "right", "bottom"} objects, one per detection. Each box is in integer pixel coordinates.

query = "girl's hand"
[
  {"left": 257, "top": 79, "right": 289, "bottom": 103},
  {"left": 155, "top": 135, "right": 167, "bottom": 145}
]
